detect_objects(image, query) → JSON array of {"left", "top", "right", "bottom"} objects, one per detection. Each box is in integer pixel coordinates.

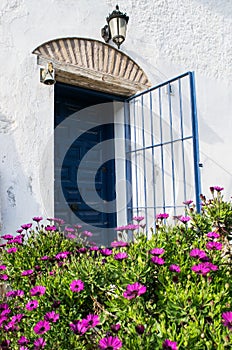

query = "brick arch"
[{"left": 33, "top": 37, "right": 151, "bottom": 96}]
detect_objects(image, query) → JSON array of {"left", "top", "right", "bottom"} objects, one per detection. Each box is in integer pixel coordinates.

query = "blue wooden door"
[{"left": 54, "top": 83, "right": 123, "bottom": 244}]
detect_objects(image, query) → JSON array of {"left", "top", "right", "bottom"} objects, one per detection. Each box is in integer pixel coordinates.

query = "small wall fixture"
[
  {"left": 101, "top": 5, "right": 129, "bottom": 49},
  {"left": 40, "top": 62, "right": 56, "bottom": 85}
]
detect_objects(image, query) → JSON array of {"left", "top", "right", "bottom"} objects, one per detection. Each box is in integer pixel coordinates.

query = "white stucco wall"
[{"left": 0, "top": 0, "right": 231, "bottom": 233}]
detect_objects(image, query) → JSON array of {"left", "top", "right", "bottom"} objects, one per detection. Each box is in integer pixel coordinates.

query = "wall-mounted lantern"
[
  {"left": 40, "top": 62, "right": 56, "bottom": 85},
  {"left": 101, "top": 5, "right": 129, "bottom": 49}
]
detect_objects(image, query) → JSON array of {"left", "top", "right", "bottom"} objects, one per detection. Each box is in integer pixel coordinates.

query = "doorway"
[{"left": 54, "top": 83, "right": 125, "bottom": 245}]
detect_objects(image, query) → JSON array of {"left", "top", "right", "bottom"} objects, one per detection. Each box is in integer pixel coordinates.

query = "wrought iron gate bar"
[
  {"left": 126, "top": 136, "right": 193, "bottom": 154},
  {"left": 126, "top": 72, "right": 191, "bottom": 101}
]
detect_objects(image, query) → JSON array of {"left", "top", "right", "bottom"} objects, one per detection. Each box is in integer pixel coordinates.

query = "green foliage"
[{"left": 0, "top": 190, "right": 232, "bottom": 349}]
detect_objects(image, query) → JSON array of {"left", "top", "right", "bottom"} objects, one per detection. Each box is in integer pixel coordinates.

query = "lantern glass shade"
[{"left": 108, "top": 17, "right": 128, "bottom": 48}]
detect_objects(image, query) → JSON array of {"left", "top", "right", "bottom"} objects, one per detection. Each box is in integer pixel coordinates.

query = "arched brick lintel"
[{"left": 33, "top": 37, "right": 151, "bottom": 96}]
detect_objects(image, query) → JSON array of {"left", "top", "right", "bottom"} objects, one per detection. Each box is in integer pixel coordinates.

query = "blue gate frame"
[{"left": 124, "top": 71, "right": 201, "bottom": 225}]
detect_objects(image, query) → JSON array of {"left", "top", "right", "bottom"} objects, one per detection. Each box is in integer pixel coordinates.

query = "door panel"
[{"left": 54, "top": 83, "right": 121, "bottom": 245}]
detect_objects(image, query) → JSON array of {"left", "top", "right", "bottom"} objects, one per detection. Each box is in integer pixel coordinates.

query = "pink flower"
[
  {"left": 21, "top": 269, "right": 34, "bottom": 276},
  {"left": 45, "top": 225, "right": 56, "bottom": 231},
  {"left": 21, "top": 223, "right": 32, "bottom": 230},
  {"left": 0, "top": 265, "right": 6, "bottom": 270},
  {"left": 149, "top": 248, "right": 165, "bottom": 255},
  {"left": 133, "top": 216, "right": 144, "bottom": 222},
  {"left": 0, "top": 274, "right": 8, "bottom": 281},
  {"left": 33, "top": 217, "right": 43, "bottom": 222},
  {"left": 123, "top": 282, "right": 146, "bottom": 300},
  {"left": 82, "top": 230, "right": 93, "bottom": 237},
  {"left": 222, "top": 311, "right": 232, "bottom": 330},
  {"left": 213, "top": 186, "right": 224, "bottom": 192},
  {"left": 151, "top": 256, "right": 165, "bottom": 265},
  {"left": 7, "top": 247, "right": 18, "bottom": 253},
  {"left": 111, "top": 241, "right": 129, "bottom": 248},
  {"left": 114, "top": 252, "right": 128, "bottom": 261},
  {"left": 30, "top": 286, "right": 46, "bottom": 297},
  {"left": 33, "top": 320, "right": 50, "bottom": 335},
  {"left": 190, "top": 249, "right": 207, "bottom": 259},
  {"left": 162, "top": 339, "right": 178, "bottom": 349},
  {"left": 100, "top": 248, "right": 112, "bottom": 256},
  {"left": 70, "top": 279, "right": 84, "bottom": 293},
  {"left": 1, "top": 235, "right": 14, "bottom": 240},
  {"left": 169, "top": 265, "right": 181, "bottom": 273},
  {"left": 99, "top": 336, "right": 122, "bottom": 350},
  {"left": 156, "top": 213, "right": 169, "bottom": 220},
  {"left": 34, "top": 337, "right": 46, "bottom": 349},
  {"left": 207, "top": 232, "right": 220, "bottom": 239},
  {"left": 178, "top": 216, "right": 191, "bottom": 223},
  {"left": 206, "top": 241, "right": 222, "bottom": 250},
  {"left": 44, "top": 311, "right": 59, "bottom": 323},
  {"left": 69, "top": 319, "right": 89, "bottom": 335},
  {"left": 84, "top": 314, "right": 100, "bottom": 328},
  {"left": 183, "top": 200, "right": 193, "bottom": 205},
  {"left": 26, "top": 300, "right": 39, "bottom": 311}
]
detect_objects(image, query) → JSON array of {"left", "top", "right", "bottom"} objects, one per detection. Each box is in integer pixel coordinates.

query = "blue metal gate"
[{"left": 124, "top": 72, "right": 201, "bottom": 226}]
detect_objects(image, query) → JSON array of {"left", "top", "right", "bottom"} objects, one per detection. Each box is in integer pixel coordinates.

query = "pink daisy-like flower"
[
  {"left": 213, "top": 186, "right": 224, "bottom": 192},
  {"left": 26, "top": 300, "right": 39, "bottom": 311},
  {"left": 0, "top": 274, "right": 8, "bottom": 281},
  {"left": 18, "top": 336, "right": 30, "bottom": 345},
  {"left": 69, "top": 319, "right": 89, "bottom": 335},
  {"left": 99, "top": 336, "right": 122, "bottom": 350},
  {"left": 124, "top": 224, "right": 140, "bottom": 230},
  {"left": 34, "top": 337, "right": 46, "bottom": 349},
  {"left": 133, "top": 216, "right": 144, "bottom": 222},
  {"left": 156, "top": 213, "right": 169, "bottom": 220},
  {"left": 190, "top": 249, "right": 207, "bottom": 259},
  {"left": 70, "top": 279, "right": 84, "bottom": 293},
  {"left": 66, "top": 233, "right": 76, "bottom": 239},
  {"left": 149, "top": 248, "right": 165, "bottom": 255},
  {"left": 16, "top": 229, "right": 23, "bottom": 233},
  {"left": 30, "top": 286, "right": 46, "bottom": 297},
  {"left": 169, "top": 264, "right": 181, "bottom": 273},
  {"left": 33, "top": 320, "right": 50, "bottom": 335},
  {"left": 114, "top": 225, "right": 127, "bottom": 231},
  {"left": 6, "top": 290, "right": 24, "bottom": 298},
  {"left": 179, "top": 216, "right": 191, "bottom": 223},
  {"left": 40, "top": 255, "right": 49, "bottom": 261},
  {"left": 114, "top": 252, "right": 128, "bottom": 261},
  {"left": 151, "top": 256, "right": 165, "bottom": 265},
  {"left": 74, "top": 224, "right": 82, "bottom": 229},
  {"left": 162, "top": 339, "right": 178, "bottom": 349},
  {"left": 82, "top": 230, "right": 93, "bottom": 237},
  {"left": 111, "top": 323, "right": 121, "bottom": 333},
  {"left": 183, "top": 200, "right": 193, "bottom": 205},
  {"left": 7, "top": 247, "right": 18, "bottom": 253},
  {"left": 21, "top": 223, "right": 32, "bottom": 230},
  {"left": 100, "top": 248, "right": 112, "bottom": 256},
  {"left": 44, "top": 311, "right": 60, "bottom": 323},
  {"left": 45, "top": 225, "right": 57, "bottom": 231},
  {"left": 21, "top": 269, "right": 34, "bottom": 276},
  {"left": 206, "top": 241, "right": 222, "bottom": 250},
  {"left": 55, "top": 251, "right": 70, "bottom": 260},
  {"left": 84, "top": 314, "right": 100, "bottom": 329},
  {"left": 0, "top": 265, "right": 6, "bottom": 270},
  {"left": 89, "top": 245, "right": 99, "bottom": 251},
  {"left": 207, "top": 231, "right": 220, "bottom": 239},
  {"left": 123, "top": 282, "right": 146, "bottom": 300},
  {"left": 33, "top": 217, "right": 43, "bottom": 222},
  {"left": 19, "top": 346, "right": 29, "bottom": 350},
  {"left": 65, "top": 227, "right": 75, "bottom": 232},
  {"left": 111, "top": 241, "right": 129, "bottom": 248},
  {"left": 11, "top": 313, "right": 24, "bottom": 323},
  {"left": 222, "top": 311, "right": 232, "bottom": 330},
  {"left": 1, "top": 234, "right": 14, "bottom": 240}
]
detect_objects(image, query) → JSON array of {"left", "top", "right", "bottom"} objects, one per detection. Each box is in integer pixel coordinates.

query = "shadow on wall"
[
  {"left": 0, "top": 112, "right": 41, "bottom": 235},
  {"left": 193, "top": 0, "right": 232, "bottom": 19}
]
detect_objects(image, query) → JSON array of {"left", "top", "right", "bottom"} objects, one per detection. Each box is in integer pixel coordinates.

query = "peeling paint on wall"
[{"left": 7, "top": 186, "right": 16, "bottom": 207}]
